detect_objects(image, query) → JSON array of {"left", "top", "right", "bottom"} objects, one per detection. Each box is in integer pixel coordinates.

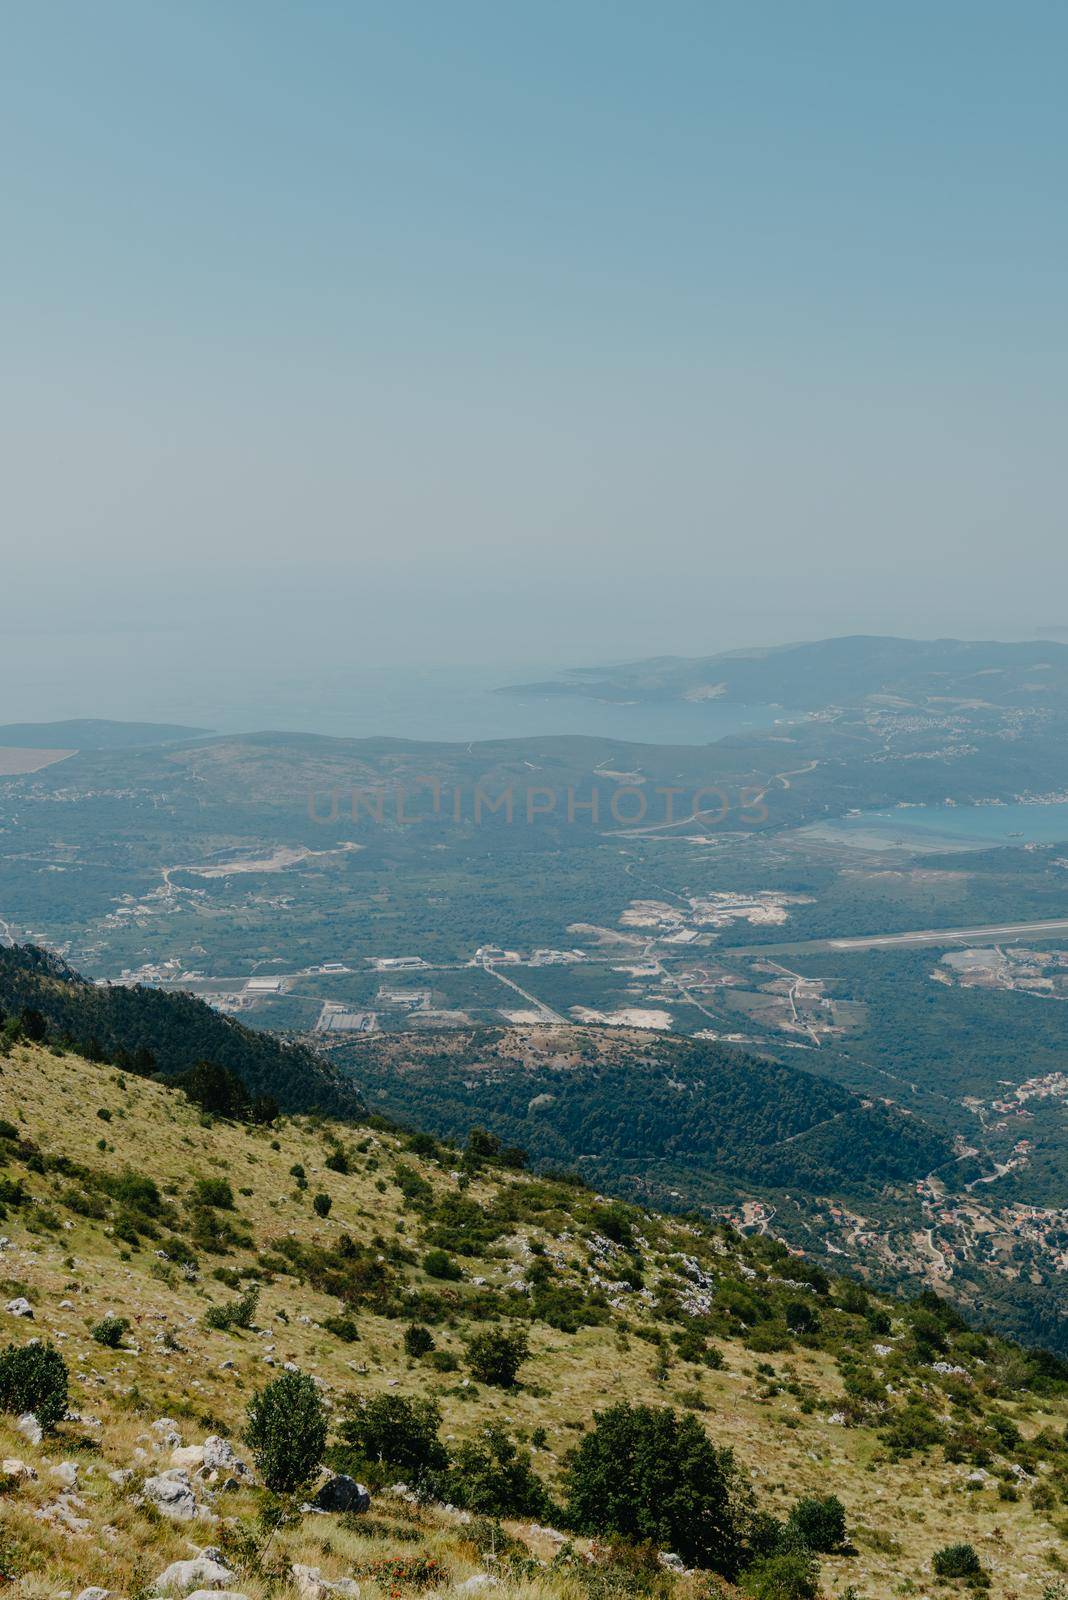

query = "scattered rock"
[
  {"left": 202, "top": 1435, "right": 249, "bottom": 1477},
  {"left": 311, "top": 1473, "right": 370, "bottom": 1514},
  {"left": 17, "top": 1412, "right": 43, "bottom": 1444},
  {"left": 77, "top": 1589, "right": 112, "bottom": 1600},
  {"left": 456, "top": 1577, "right": 500, "bottom": 1594},
  {"left": 5, "top": 1295, "right": 33, "bottom": 1317},
  {"left": 51, "top": 1461, "right": 80, "bottom": 1488},
  {"left": 143, "top": 1468, "right": 199, "bottom": 1520},
  {"left": 291, "top": 1568, "right": 329, "bottom": 1600},
  {"left": 36, "top": 1491, "right": 91, "bottom": 1534},
  {"left": 172, "top": 1444, "right": 206, "bottom": 1470},
  {"left": 2, "top": 1457, "right": 37, "bottom": 1482},
  {"left": 184, "top": 1593, "right": 250, "bottom": 1600},
  {"left": 107, "top": 1467, "right": 133, "bottom": 1486},
  {"left": 152, "top": 1556, "right": 237, "bottom": 1594}
]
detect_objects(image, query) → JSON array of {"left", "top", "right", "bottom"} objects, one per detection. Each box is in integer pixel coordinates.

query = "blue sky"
[{"left": 3, "top": 2, "right": 1067, "bottom": 683}]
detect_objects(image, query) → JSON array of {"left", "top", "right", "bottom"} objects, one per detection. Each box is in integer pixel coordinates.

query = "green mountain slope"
[
  {"left": 0, "top": 944, "right": 363, "bottom": 1119},
  {"left": 344, "top": 1026, "right": 950, "bottom": 1196},
  {"left": 1, "top": 1032, "right": 1066, "bottom": 1597}
]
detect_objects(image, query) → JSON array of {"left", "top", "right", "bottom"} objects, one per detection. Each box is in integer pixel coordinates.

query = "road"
[
  {"left": 726, "top": 915, "right": 1068, "bottom": 957},
  {"left": 827, "top": 917, "right": 1068, "bottom": 950},
  {"left": 479, "top": 959, "right": 568, "bottom": 1025}
]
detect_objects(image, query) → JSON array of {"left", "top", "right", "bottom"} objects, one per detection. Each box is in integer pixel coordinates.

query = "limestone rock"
[
  {"left": 17, "top": 1412, "right": 43, "bottom": 1444},
  {"left": 152, "top": 1556, "right": 237, "bottom": 1594},
  {"left": 143, "top": 1468, "right": 198, "bottom": 1520},
  {"left": 311, "top": 1473, "right": 370, "bottom": 1514}
]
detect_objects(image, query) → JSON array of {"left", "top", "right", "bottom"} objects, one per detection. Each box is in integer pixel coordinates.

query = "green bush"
[
  {"left": 423, "top": 1248, "right": 461, "bottom": 1281},
  {"left": 445, "top": 1422, "right": 549, "bottom": 1518},
  {"left": 313, "top": 1191, "right": 332, "bottom": 1218},
  {"left": 404, "top": 1324, "right": 435, "bottom": 1358},
  {"left": 333, "top": 1393, "right": 448, "bottom": 1483},
  {"left": 783, "top": 1301, "right": 820, "bottom": 1336},
  {"left": 787, "top": 1494, "right": 848, "bottom": 1553},
  {"left": 564, "top": 1401, "right": 744, "bottom": 1573},
  {"left": 0, "top": 1341, "right": 69, "bottom": 1430},
  {"left": 91, "top": 1315, "right": 129, "bottom": 1348},
  {"left": 743, "top": 1551, "right": 821, "bottom": 1600},
  {"left": 466, "top": 1327, "right": 529, "bottom": 1388},
  {"left": 191, "top": 1176, "right": 235, "bottom": 1210},
  {"left": 322, "top": 1314, "right": 360, "bottom": 1343},
  {"left": 245, "top": 1372, "right": 326, "bottom": 1493},
  {"left": 933, "top": 1543, "right": 983, "bottom": 1580},
  {"left": 204, "top": 1284, "right": 260, "bottom": 1332}
]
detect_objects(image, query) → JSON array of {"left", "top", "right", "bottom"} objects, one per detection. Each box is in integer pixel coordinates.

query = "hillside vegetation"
[
  {"left": 1, "top": 1031, "right": 1067, "bottom": 1599},
  {"left": 0, "top": 945, "right": 362, "bottom": 1119},
  {"left": 346, "top": 1027, "right": 951, "bottom": 1195}
]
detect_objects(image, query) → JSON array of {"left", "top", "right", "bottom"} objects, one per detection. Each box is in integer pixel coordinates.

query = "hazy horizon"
[{"left": 4, "top": 3, "right": 1067, "bottom": 723}]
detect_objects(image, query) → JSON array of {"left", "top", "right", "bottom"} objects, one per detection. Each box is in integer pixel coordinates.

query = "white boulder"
[
  {"left": 143, "top": 1468, "right": 199, "bottom": 1520},
  {"left": 153, "top": 1556, "right": 237, "bottom": 1593},
  {"left": 17, "top": 1412, "right": 43, "bottom": 1444}
]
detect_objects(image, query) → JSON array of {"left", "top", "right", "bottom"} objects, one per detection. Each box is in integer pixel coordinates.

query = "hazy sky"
[{"left": 3, "top": 1, "right": 1067, "bottom": 692}]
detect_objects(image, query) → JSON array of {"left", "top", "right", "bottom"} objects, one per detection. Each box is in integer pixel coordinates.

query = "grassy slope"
[{"left": 1, "top": 1041, "right": 1065, "bottom": 1598}]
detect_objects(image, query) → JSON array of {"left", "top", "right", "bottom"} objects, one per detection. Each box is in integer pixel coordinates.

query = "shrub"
[
  {"left": 404, "top": 1324, "right": 435, "bottom": 1358},
  {"left": 313, "top": 1192, "right": 332, "bottom": 1218},
  {"left": 933, "top": 1543, "right": 983, "bottom": 1580},
  {"left": 91, "top": 1315, "right": 129, "bottom": 1348},
  {"left": 427, "top": 1349, "right": 459, "bottom": 1373},
  {"left": 564, "top": 1401, "right": 744, "bottom": 1573},
  {"left": 466, "top": 1327, "right": 529, "bottom": 1388},
  {"left": 0, "top": 1341, "right": 69, "bottom": 1430},
  {"left": 322, "top": 1314, "right": 360, "bottom": 1343},
  {"left": 445, "top": 1422, "right": 549, "bottom": 1517},
  {"left": 783, "top": 1301, "right": 820, "bottom": 1336},
  {"left": 589, "top": 1202, "right": 636, "bottom": 1249},
  {"left": 204, "top": 1284, "right": 260, "bottom": 1332},
  {"left": 787, "top": 1494, "right": 848, "bottom": 1553},
  {"left": 245, "top": 1372, "right": 326, "bottom": 1494},
  {"left": 333, "top": 1393, "right": 448, "bottom": 1483},
  {"left": 191, "top": 1177, "right": 235, "bottom": 1210},
  {"left": 324, "top": 1147, "right": 350, "bottom": 1174},
  {"left": 743, "top": 1551, "right": 821, "bottom": 1600},
  {"left": 423, "top": 1248, "right": 461, "bottom": 1280}
]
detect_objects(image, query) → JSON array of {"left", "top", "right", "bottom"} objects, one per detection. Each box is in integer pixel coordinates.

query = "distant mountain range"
[
  {"left": 0, "top": 718, "right": 209, "bottom": 749},
  {"left": 500, "top": 634, "right": 1068, "bottom": 711}
]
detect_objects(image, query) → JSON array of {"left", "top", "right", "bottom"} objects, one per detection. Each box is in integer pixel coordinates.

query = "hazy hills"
[
  {"left": 502, "top": 634, "right": 1068, "bottom": 711},
  {"left": 0, "top": 718, "right": 209, "bottom": 749}
]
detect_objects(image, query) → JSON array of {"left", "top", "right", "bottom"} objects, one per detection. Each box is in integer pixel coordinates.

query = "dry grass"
[{"left": 0, "top": 1041, "right": 1065, "bottom": 1597}]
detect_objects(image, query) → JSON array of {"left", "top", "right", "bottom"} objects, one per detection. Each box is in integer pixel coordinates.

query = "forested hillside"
[
  {"left": 345, "top": 1027, "right": 951, "bottom": 1194},
  {"left": 0, "top": 944, "right": 362, "bottom": 1118}
]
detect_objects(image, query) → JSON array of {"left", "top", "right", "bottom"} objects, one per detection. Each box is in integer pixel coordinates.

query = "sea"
[
  {"left": 1, "top": 632, "right": 779, "bottom": 746},
  {"left": 805, "top": 802, "right": 1068, "bottom": 851}
]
